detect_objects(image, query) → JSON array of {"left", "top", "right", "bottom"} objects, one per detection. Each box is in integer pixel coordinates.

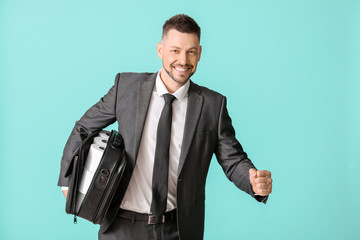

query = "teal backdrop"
[{"left": 1, "top": 0, "right": 359, "bottom": 239}]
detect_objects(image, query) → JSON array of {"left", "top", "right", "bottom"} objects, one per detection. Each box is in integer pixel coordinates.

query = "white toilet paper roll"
[
  {"left": 94, "top": 136, "right": 108, "bottom": 148},
  {"left": 84, "top": 143, "right": 105, "bottom": 173},
  {"left": 78, "top": 168, "right": 95, "bottom": 194},
  {"left": 99, "top": 130, "right": 110, "bottom": 139}
]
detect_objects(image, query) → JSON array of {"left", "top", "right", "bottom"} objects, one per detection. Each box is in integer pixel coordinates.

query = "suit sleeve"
[
  {"left": 57, "top": 73, "right": 120, "bottom": 187},
  {"left": 214, "top": 96, "right": 267, "bottom": 203}
]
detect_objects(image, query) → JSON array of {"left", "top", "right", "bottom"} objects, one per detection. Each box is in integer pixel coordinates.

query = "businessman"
[{"left": 58, "top": 14, "right": 272, "bottom": 240}]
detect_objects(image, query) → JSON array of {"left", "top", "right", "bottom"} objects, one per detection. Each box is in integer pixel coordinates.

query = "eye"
[
  {"left": 189, "top": 50, "right": 196, "bottom": 55},
  {"left": 171, "top": 49, "right": 178, "bottom": 53}
]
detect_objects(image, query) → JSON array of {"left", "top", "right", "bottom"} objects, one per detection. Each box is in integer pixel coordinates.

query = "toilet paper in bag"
[
  {"left": 76, "top": 142, "right": 105, "bottom": 210},
  {"left": 94, "top": 136, "right": 108, "bottom": 148},
  {"left": 99, "top": 130, "right": 110, "bottom": 139},
  {"left": 84, "top": 143, "right": 105, "bottom": 173},
  {"left": 76, "top": 133, "right": 110, "bottom": 210},
  {"left": 78, "top": 143, "right": 105, "bottom": 195},
  {"left": 78, "top": 169, "right": 95, "bottom": 194}
]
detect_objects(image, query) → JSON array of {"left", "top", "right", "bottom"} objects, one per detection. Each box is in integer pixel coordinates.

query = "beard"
[{"left": 163, "top": 62, "right": 194, "bottom": 85}]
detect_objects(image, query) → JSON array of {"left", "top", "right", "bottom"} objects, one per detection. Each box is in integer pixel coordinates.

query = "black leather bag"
[{"left": 64, "top": 130, "right": 127, "bottom": 224}]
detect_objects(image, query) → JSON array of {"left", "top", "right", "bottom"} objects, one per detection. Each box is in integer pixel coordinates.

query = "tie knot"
[{"left": 163, "top": 94, "right": 176, "bottom": 103}]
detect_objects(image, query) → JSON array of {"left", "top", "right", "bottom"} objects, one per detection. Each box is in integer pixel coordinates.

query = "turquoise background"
[{"left": 1, "top": 0, "right": 359, "bottom": 239}]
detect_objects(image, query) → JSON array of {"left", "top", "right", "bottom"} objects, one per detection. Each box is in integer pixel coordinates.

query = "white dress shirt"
[
  {"left": 62, "top": 72, "right": 189, "bottom": 214},
  {"left": 120, "top": 72, "right": 189, "bottom": 213}
]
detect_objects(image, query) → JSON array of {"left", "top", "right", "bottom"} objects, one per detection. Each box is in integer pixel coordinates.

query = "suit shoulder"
[
  {"left": 191, "top": 81, "right": 225, "bottom": 101},
  {"left": 116, "top": 72, "right": 157, "bottom": 85}
]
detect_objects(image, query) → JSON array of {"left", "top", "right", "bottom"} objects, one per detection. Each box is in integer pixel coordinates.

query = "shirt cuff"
[
  {"left": 254, "top": 194, "right": 268, "bottom": 203},
  {"left": 61, "top": 186, "right": 69, "bottom": 191}
]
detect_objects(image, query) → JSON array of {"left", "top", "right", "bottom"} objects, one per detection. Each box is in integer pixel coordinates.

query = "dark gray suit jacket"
[{"left": 58, "top": 72, "right": 264, "bottom": 239}]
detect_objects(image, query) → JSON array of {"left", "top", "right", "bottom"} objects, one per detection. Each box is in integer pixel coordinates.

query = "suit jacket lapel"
[
  {"left": 178, "top": 82, "right": 203, "bottom": 175},
  {"left": 134, "top": 75, "right": 156, "bottom": 162}
]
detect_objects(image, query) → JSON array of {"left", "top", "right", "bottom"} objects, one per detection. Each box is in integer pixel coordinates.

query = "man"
[{"left": 58, "top": 14, "right": 272, "bottom": 240}]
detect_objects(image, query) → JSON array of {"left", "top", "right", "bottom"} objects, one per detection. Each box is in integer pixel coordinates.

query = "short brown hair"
[{"left": 162, "top": 14, "right": 201, "bottom": 41}]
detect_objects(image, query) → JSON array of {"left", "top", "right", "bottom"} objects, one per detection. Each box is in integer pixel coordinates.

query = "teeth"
[{"left": 175, "top": 66, "right": 189, "bottom": 72}]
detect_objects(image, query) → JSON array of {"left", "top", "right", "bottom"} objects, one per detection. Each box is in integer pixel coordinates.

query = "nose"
[{"left": 178, "top": 52, "right": 187, "bottom": 65}]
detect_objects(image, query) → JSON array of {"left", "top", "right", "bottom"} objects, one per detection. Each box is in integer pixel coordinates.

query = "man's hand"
[
  {"left": 62, "top": 190, "right": 68, "bottom": 198},
  {"left": 249, "top": 168, "right": 272, "bottom": 196}
]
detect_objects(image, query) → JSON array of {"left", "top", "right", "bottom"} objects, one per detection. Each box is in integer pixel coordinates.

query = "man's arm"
[
  {"left": 214, "top": 97, "right": 272, "bottom": 202},
  {"left": 57, "top": 73, "right": 120, "bottom": 188}
]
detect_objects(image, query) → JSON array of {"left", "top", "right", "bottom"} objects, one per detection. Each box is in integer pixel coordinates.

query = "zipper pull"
[{"left": 74, "top": 215, "right": 77, "bottom": 224}]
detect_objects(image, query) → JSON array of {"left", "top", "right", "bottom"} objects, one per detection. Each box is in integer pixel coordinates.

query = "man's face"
[{"left": 157, "top": 29, "right": 202, "bottom": 88}]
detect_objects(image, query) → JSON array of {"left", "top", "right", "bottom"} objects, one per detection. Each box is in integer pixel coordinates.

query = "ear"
[
  {"left": 157, "top": 42, "right": 163, "bottom": 60},
  {"left": 198, "top": 45, "right": 202, "bottom": 62}
]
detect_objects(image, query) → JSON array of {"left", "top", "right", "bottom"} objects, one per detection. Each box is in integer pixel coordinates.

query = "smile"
[{"left": 174, "top": 66, "right": 190, "bottom": 72}]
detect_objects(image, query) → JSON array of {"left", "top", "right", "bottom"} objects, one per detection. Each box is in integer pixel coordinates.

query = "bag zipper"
[{"left": 70, "top": 131, "right": 100, "bottom": 219}]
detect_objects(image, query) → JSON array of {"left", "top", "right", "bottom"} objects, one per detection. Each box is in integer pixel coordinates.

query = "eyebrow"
[{"left": 169, "top": 46, "right": 198, "bottom": 50}]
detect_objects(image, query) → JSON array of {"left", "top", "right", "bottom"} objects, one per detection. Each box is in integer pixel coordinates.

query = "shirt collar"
[{"left": 155, "top": 71, "right": 190, "bottom": 102}]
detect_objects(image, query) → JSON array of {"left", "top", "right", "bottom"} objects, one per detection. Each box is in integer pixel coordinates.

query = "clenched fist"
[{"left": 249, "top": 168, "right": 272, "bottom": 196}]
